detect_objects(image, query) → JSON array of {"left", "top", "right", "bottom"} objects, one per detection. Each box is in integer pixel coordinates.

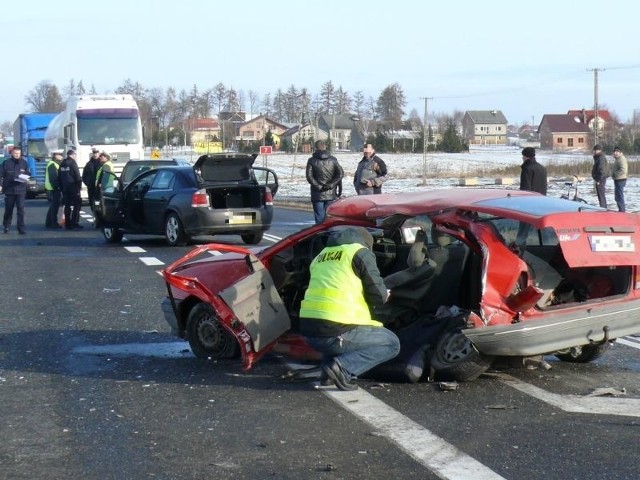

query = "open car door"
[
  {"left": 253, "top": 167, "right": 279, "bottom": 197},
  {"left": 95, "top": 170, "right": 125, "bottom": 228}
]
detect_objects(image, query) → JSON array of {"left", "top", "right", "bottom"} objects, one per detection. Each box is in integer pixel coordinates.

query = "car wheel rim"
[
  {"left": 197, "top": 315, "right": 228, "bottom": 350},
  {"left": 104, "top": 228, "right": 113, "bottom": 239},
  {"left": 441, "top": 333, "right": 474, "bottom": 362},
  {"left": 166, "top": 217, "right": 178, "bottom": 242}
]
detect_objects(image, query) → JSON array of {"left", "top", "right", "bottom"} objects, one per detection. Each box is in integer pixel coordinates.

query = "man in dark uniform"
[
  {"left": 0, "top": 146, "right": 30, "bottom": 234},
  {"left": 59, "top": 149, "right": 83, "bottom": 229},
  {"left": 82, "top": 148, "right": 101, "bottom": 212}
]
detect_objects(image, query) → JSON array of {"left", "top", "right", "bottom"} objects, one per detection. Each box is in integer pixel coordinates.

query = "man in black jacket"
[
  {"left": 591, "top": 144, "right": 610, "bottom": 208},
  {"left": 305, "top": 140, "right": 344, "bottom": 223},
  {"left": 59, "top": 149, "right": 83, "bottom": 229},
  {"left": 520, "top": 147, "right": 547, "bottom": 195},
  {"left": 354, "top": 144, "right": 387, "bottom": 195},
  {"left": 0, "top": 146, "right": 30, "bottom": 234},
  {"left": 82, "top": 148, "right": 101, "bottom": 212}
]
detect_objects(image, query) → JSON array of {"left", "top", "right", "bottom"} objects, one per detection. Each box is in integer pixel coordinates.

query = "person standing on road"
[
  {"left": 612, "top": 146, "right": 628, "bottom": 212},
  {"left": 354, "top": 144, "right": 387, "bottom": 195},
  {"left": 95, "top": 151, "right": 115, "bottom": 192},
  {"left": 82, "top": 148, "right": 101, "bottom": 212},
  {"left": 305, "top": 140, "right": 344, "bottom": 224},
  {"left": 59, "top": 149, "right": 83, "bottom": 230},
  {"left": 519, "top": 147, "right": 547, "bottom": 195},
  {"left": 591, "top": 144, "right": 610, "bottom": 209},
  {"left": 0, "top": 145, "right": 29, "bottom": 234},
  {"left": 299, "top": 227, "right": 400, "bottom": 390},
  {"left": 44, "top": 150, "right": 64, "bottom": 228}
]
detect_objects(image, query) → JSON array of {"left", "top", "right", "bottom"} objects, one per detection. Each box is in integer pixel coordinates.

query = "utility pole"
[
  {"left": 587, "top": 67, "right": 605, "bottom": 146},
  {"left": 420, "top": 97, "right": 432, "bottom": 186}
]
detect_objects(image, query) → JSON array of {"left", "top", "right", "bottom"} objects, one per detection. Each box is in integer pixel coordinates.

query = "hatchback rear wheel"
[
  {"left": 186, "top": 303, "right": 239, "bottom": 359},
  {"left": 555, "top": 343, "right": 610, "bottom": 363}
]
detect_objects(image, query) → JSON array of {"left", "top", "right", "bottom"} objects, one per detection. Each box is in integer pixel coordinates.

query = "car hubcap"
[
  {"left": 441, "top": 333, "right": 474, "bottom": 362},
  {"left": 166, "top": 217, "right": 178, "bottom": 242}
]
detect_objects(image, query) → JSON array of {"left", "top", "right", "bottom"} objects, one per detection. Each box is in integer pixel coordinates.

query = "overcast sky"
[{"left": 4, "top": 0, "right": 639, "bottom": 125}]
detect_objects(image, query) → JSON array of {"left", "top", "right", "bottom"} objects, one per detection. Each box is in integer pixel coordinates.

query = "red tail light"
[
  {"left": 264, "top": 188, "right": 273, "bottom": 206},
  {"left": 191, "top": 189, "right": 209, "bottom": 208}
]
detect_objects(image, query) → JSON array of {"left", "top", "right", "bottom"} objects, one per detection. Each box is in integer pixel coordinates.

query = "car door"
[
  {"left": 97, "top": 170, "right": 125, "bottom": 228},
  {"left": 142, "top": 169, "right": 176, "bottom": 231},
  {"left": 253, "top": 167, "right": 279, "bottom": 196}
]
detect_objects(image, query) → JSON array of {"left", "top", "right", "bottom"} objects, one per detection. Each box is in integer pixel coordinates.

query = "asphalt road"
[{"left": 2, "top": 198, "right": 640, "bottom": 480}]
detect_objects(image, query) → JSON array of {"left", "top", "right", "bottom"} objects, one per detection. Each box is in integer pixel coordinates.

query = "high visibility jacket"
[
  {"left": 300, "top": 243, "right": 382, "bottom": 327},
  {"left": 45, "top": 160, "right": 60, "bottom": 191},
  {"left": 95, "top": 160, "right": 114, "bottom": 188}
]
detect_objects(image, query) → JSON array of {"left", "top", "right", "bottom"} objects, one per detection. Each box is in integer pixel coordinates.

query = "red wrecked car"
[{"left": 161, "top": 188, "right": 640, "bottom": 382}]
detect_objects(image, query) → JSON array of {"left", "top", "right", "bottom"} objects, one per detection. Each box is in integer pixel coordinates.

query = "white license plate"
[{"left": 229, "top": 214, "right": 254, "bottom": 225}]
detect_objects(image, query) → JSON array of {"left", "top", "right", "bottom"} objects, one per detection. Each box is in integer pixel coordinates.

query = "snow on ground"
[
  {"left": 247, "top": 145, "right": 638, "bottom": 212},
  {"left": 173, "top": 145, "right": 638, "bottom": 211}
]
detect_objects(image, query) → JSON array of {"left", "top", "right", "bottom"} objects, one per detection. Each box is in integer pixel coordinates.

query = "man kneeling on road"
[{"left": 299, "top": 227, "right": 400, "bottom": 390}]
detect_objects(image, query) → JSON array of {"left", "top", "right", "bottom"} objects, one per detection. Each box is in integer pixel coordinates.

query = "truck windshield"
[
  {"left": 27, "top": 140, "right": 49, "bottom": 159},
  {"left": 77, "top": 108, "right": 140, "bottom": 145}
]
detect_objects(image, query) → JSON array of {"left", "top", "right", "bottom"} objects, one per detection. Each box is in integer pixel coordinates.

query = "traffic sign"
[{"left": 260, "top": 145, "right": 272, "bottom": 155}]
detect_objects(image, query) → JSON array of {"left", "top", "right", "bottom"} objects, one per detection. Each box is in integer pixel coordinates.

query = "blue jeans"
[
  {"left": 312, "top": 200, "right": 334, "bottom": 224},
  {"left": 305, "top": 326, "right": 400, "bottom": 378},
  {"left": 614, "top": 179, "right": 626, "bottom": 212}
]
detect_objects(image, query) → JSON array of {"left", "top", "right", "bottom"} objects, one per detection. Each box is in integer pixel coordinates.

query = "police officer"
[
  {"left": 95, "top": 151, "right": 114, "bottom": 191},
  {"left": 59, "top": 149, "right": 83, "bottom": 230},
  {"left": 299, "top": 227, "right": 400, "bottom": 390},
  {"left": 45, "top": 150, "right": 64, "bottom": 228},
  {"left": 0, "top": 145, "right": 30, "bottom": 234},
  {"left": 82, "top": 148, "right": 101, "bottom": 212}
]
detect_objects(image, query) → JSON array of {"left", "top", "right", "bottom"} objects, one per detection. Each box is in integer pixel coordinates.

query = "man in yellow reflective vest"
[
  {"left": 95, "top": 151, "right": 115, "bottom": 193},
  {"left": 299, "top": 227, "right": 400, "bottom": 390},
  {"left": 44, "top": 150, "right": 64, "bottom": 228}
]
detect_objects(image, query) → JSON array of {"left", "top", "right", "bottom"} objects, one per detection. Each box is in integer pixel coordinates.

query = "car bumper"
[
  {"left": 183, "top": 207, "right": 273, "bottom": 236},
  {"left": 161, "top": 296, "right": 180, "bottom": 336},
  {"left": 465, "top": 300, "right": 640, "bottom": 356}
]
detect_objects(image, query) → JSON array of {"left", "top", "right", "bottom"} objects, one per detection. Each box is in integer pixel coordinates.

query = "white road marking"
[
  {"left": 499, "top": 374, "right": 640, "bottom": 417},
  {"left": 73, "top": 341, "right": 193, "bottom": 358},
  {"left": 618, "top": 337, "right": 640, "bottom": 349},
  {"left": 125, "top": 246, "right": 147, "bottom": 253},
  {"left": 263, "top": 233, "right": 282, "bottom": 243},
  {"left": 324, "top": 387, "right": 505, "bottom": 480},
  {"left": 139, "top": 257, "right": 164, "bottom": 266}
]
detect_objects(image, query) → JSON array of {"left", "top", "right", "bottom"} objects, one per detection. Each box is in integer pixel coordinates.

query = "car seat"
[{"left": 384, "top": 229, "right": 436, "bottom": 296}]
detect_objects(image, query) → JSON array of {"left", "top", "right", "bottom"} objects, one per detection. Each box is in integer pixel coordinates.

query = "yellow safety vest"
[
  {"left": 300, "top": 243, "right": 382, "bottom": 327},
  {"left": 95, "top": 160, "right": 114, "bottom": 188},
  {"left": 44, "top": 160, "right": 59, "bottom": 191}
]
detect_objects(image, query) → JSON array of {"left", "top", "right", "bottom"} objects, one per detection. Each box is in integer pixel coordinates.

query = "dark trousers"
[
  {"left": 86, "top": 187, "right": 97, "bottom": 213},
  {"left": 3, "top": 193, "right": 26, "bottom": 231},
  {"left": 62, "top": 187, "right": 82, "bottom": 227},
  {"left": 614, "top": 179, "right": 626, "bottom": 212},
  {"left": 595, "top": 179, "right": 607, "bottom": 208},
  {"left": 45, "top": 190, "right": 62, "bottom": 227}
]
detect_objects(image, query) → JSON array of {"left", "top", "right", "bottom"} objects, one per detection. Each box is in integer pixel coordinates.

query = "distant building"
[
  {"left": 462, "top": 110, "right": 508, "bottom": 145},
  {"left": 538, "top": 114, "right": 591, "bottom": 152},
  {"left": 237, "top": 115, "right": 289, "bottom": 149}
]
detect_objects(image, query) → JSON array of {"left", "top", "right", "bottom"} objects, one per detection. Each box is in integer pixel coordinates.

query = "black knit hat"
[{"left": 521, "top": 147, "right": 535, "bottom": 158}]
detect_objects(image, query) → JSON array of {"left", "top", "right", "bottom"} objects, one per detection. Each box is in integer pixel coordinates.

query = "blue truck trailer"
[{"left": 13, "top": 113, "right": 57, "bottom": 198}]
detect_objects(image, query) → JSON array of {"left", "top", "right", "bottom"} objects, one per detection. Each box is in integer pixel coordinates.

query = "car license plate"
[{"left": 229, "top": 214, "right": 254, "bottom": 225}]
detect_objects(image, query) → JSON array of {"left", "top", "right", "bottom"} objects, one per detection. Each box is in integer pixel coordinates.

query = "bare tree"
[
  {"left": 248, "top": 90, "right": 260, "bottom": 117},
  {"left": 25, "top": 80, "right": 64, "bottom": 112}
]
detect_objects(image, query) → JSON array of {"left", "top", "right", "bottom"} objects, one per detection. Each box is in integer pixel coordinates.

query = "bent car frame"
[{"left": 161, "top": 188, "right": 640, "bottom": 382}]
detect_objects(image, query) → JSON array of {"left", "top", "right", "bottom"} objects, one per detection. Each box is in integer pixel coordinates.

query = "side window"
[{"left": 151, "top": 170, "right": 175, "bottom": 190}]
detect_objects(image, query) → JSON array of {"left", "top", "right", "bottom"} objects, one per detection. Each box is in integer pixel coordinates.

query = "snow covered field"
[{"left": 248, "top": 145, "right": 639, "bottom": 212}]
